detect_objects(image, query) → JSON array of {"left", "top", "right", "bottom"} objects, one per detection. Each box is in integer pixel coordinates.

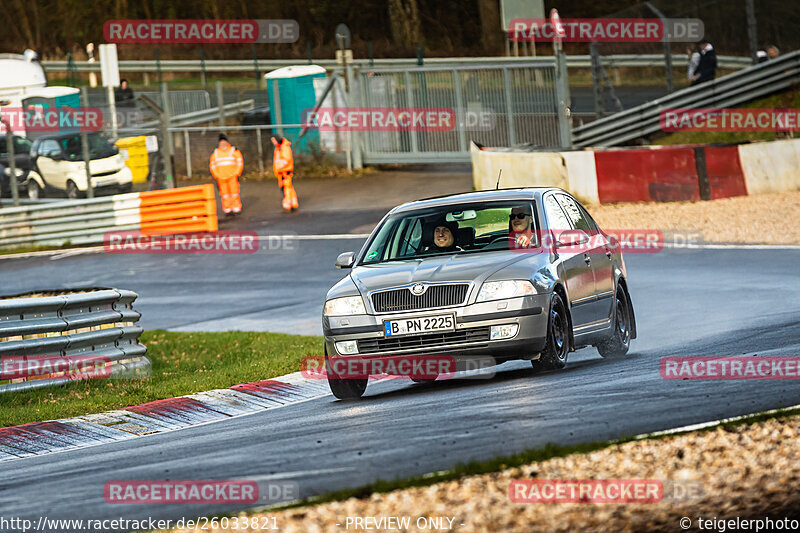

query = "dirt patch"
[{"left": 589, "top": 191, "right": 800, "bottom": 245}]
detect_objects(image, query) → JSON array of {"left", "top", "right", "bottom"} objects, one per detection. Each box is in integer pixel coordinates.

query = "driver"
[
  {"left": 426, "top": 218, "right": 460, "bottom": 252},
  {"left": 509, "top": 206, "right": 535, "bottom": 249}
]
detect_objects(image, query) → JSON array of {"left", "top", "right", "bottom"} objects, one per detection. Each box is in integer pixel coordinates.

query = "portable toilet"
[
  {"left": 265, "top": 65, "right": 326, "bottom": 154},
  {"left": 19, "top": 87, "right": 81, "bottom": 141}
]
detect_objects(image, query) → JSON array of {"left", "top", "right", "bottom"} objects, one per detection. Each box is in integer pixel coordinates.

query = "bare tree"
[
  {"left": 387, "top": 0, "right": 422, "bottom": 49},
  {"left": 477, "top": 0, "right": 502, "bottom": 52}
]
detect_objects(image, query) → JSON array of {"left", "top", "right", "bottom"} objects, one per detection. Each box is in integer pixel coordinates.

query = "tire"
[
  {"left": 66, "top": 180, "right": 81, "bottom": 200},
  {"left": 532, "top": 292, "right": 570, "bottom": 371},
  {"left": 325, "top": 347, "right": 367, "bottom": 400},
  {"left": 27, "top": 180, "right": 43, "bottom": 200},
  {"left": 597, "top": 287, "right": 632, "bottom": 358}
]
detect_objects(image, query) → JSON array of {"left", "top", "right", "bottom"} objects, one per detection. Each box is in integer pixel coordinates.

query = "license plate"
[{"left": 384, "top": 314, "right": 455, "bottom": 337}]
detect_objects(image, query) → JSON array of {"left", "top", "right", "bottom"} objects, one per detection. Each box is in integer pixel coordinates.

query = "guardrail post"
[
  {"left": 347, "top": 62, "right": 363, "bottom": 169},
  {"left": 452, "top": 69, "right": 467, "bottom": 152},
  {"left": 404, "top": 71, "right": 419, "bottom": 155},
  {"left": 80, "top": 86, "right": 95, "bottom": 199},
  {"left": 555, "top": 49, "right": 572, "bottom": 149},
  {"left": 502, "top": 68, "right": 516, "bottom": 146},
  {"left": 256, "top": 127, "right": 265, "bottom": 174},
  {"left": 184, "top": 130, "right": 192, "bottom": 179},
  {"left": 2, "top": 124, "right": 19, "bottom": 206},
  {"left": 160, "top": 83, "right": 175, "bottom": 188},
  {"left": 216, "top": 81, "right": 226, "bottom": 130},
  {"left": 199, "top": 46, "right": 207, "bottom": 89}
]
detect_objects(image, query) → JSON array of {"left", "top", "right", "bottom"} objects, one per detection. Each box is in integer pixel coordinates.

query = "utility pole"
[{"left": 745, "top": 0, "right": 759, "bottom": 65}]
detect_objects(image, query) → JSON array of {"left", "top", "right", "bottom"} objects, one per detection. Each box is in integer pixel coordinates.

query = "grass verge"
[{"left": 0, "top": 330, "right": 322, "bottom": 428}]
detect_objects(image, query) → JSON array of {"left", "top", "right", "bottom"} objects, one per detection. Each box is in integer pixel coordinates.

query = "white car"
[{"left": 28, "top": 132, "right": 133, "bottom": 199}]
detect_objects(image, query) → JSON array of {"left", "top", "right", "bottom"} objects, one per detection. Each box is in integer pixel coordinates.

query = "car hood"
[{"left": 349, "top": 250, "right": 543, "bottom": 295}]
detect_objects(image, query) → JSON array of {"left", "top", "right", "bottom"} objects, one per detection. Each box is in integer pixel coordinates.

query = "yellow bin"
[{"left": 115, "top": 136, "right": 149, "bottom": 184}]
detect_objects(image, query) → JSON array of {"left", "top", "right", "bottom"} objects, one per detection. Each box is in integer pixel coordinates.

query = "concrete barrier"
[
  {"left": 472, "top": 138, "right": 798, "bottom": 204},
  {"left": 738, "top": 138, "right": 800, "bottom": 195}
]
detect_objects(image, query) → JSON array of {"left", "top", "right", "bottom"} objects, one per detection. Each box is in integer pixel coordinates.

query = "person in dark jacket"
[
  {"left": 691, "top": 40, "right": 717, "bottom": 85},
  {"left": 115, "top": 79, "right": 136, "bottom": 107}
]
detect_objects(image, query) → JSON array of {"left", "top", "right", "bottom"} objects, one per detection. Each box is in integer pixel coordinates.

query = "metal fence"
[
  {"left": 0, "top": 289, "right": 148, "bottom": 393},
  {"left": 42, "top": 55, "right": 752, "bottom": 74},
  {"left": 353, "top": 61, "right": 568, "bottom": 164}
]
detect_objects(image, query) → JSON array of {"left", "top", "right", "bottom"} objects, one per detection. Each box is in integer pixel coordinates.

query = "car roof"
[
  {"left": 391, "top": 187, "right": 566, "bottom": 213},
  {"left": 34, "top": 132, "right": 99, "bottom": 141}
]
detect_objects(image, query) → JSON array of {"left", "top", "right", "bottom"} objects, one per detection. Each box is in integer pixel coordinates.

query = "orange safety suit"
[
  {"left": 273, "top": 139, "right": 298, "bottom": 211},
  {"left": 210, "top": 145, "right": 244, "bottom": 214}
]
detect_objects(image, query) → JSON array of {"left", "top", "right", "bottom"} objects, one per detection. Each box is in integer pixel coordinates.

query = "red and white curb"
[{"left": 0, "top": 372, "right": 333, "bottom": 462}]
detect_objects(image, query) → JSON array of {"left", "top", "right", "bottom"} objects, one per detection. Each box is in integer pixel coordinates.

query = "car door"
[
  {"left": 543, "top": 193, "right": 596, "bottom": 327},
  {"left": 577, "top": 201, "right": 615, "bottom": 320},
  {"left": 556, "top": 193, "right": 614, "bottom": 324},
  {"left": 36, "top": 139, "right": 66, "bottom": 189}
]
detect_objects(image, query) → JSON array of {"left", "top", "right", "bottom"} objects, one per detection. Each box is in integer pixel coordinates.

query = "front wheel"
[
  {"left": 597, "top": 287, "right": 632, "bottom": 358},
  {"left": 325, "top": 347, "right": 367, "bottom": 400},
  {"left": 532, "top": 292, "right": 570, "bottom": 371},
  {"left": 66, "top": 180, "right": 81, "bottom": 200}
]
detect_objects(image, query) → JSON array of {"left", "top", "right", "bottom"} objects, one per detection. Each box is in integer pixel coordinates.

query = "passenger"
[{"left": 509, "top": 206, "right": 535, "bottom": 249}]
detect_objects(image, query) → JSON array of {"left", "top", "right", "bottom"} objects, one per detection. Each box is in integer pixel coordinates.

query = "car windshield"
[
  {"left": 58, "top": 133, "right": 117, "bottom": 160},
  {"left": 0, "top": 136, "right": 32, "bottom": 157},
  {"left": 360, "top": 200, "right": 538, "bottom": 265}
]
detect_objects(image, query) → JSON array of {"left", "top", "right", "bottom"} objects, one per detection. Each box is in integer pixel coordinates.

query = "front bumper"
[{"left": 323, "top": 293, "right": 550, "bottom": 359}]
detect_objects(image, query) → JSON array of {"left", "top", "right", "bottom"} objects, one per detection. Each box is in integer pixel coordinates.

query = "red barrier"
[
  {"left": 703, "top": 146, "right": 748, "bottom": 200},
  {"left": 595, "top": 147, "right": 700, "bottom": 203}
]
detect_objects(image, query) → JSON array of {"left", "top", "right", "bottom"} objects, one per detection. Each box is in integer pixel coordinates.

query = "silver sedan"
[{"left": 322, "top": 188, "right": 637, "bottom": 399}]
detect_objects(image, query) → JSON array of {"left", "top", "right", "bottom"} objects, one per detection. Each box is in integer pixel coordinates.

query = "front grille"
[
  {"left": 357, "top": 326, "right": 490, "bottom": 354},
  {"left": 371, "top": 284, "right": 469, "bottom": 313},
  {"left": 92, "top": 170, "right": 119, "bottom": 177}
]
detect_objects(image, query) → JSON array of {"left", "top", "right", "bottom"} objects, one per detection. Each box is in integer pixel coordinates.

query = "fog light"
[
  {"left": 490, "top": 324, "right": 519, "bottom": 340},
  {"left": 335, "top": 340, "right": 359, "bottom": 355}
]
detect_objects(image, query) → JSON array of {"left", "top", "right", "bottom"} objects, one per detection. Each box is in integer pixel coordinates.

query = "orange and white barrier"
[{"left": 0, "top": 185, "right": 218, "bottom": 248}]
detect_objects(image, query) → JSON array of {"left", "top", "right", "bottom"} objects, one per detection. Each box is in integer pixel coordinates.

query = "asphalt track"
[{"left": 1, "top": 230, "right": 800, "bottom": 529}]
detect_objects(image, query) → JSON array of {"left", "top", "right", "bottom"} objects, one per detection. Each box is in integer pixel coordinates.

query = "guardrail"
[
  {"left": 572, "top": 49, "right": 800, "bottom": 147},
  {"left": 41, "top": 54, "right": 751, "bottom": 73},
  {"left": 0, "top": 289, "right": 148, "bottom": 393},
  {"left": 0, "top": 184, "right": 218, "bottom": 248}
]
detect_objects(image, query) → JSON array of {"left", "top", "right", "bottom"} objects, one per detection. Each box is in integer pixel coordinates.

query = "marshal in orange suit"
[
  {"left": 209, "top": 133, "right": 243, "bottom": 215},
  {"left": 271, "top": 135, "right": 298, "bottom": 212}
]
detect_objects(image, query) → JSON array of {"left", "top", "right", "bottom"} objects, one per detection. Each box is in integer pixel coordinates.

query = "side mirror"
[
  {"left": 335, "top": 251, "right": 355, "bottom": 269},
  {"left": 49, "top": 152, "right": 63, "bottom": 161},
  {"left": 556, "top": 230, "right": 590, "bottom": 248}
]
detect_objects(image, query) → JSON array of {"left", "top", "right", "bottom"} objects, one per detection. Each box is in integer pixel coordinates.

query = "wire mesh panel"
[{"left": 357, "top": 63, "right": 561, "bottom": 164}]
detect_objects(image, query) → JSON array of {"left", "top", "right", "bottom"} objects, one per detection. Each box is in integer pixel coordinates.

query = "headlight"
[
  {"left": 324, "top": 296, "right": 366, "bottom": 316},
  {"left": 476, "top": 280, "right": 535, "bottom": 302}
]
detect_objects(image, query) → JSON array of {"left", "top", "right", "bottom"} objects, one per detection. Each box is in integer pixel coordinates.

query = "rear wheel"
[
  {"left": 325, "top": 346, "right": 368, "bottom": 400},
  {"left": 27, "top": 180, "right": 43, "bottom": 200},
  {"left": 532, "top": 292, "right": 570, "bottom": 371},
  {"left": 597, "top": 287, "right": 631, "bottom": 358}
]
